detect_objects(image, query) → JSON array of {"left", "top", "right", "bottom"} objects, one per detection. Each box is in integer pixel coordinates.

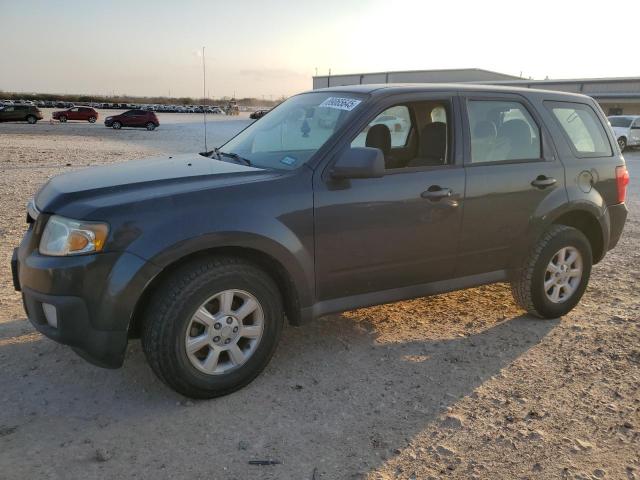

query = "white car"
[
  {"left": 370, "top": 114, "right": 409, "bottom": 133},
  {"left": 608, "top": 115, "right": 640, "bottom": 151}
]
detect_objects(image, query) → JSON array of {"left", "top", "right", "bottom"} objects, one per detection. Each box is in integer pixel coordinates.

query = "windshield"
[
  {"left": 221, "top": 92, "right": 366, "bottom": 170},
  {"left": 608, "top": 116, "right": 633, "bottom": 128}
]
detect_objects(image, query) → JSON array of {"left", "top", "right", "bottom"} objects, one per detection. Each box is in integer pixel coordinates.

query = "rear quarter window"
[{"left": 546, "top": 101, "right": 612, "bottom": 157}]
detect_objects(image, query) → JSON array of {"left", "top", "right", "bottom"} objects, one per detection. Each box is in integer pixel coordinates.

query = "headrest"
[
  {"left": 498, "top": 119, "right": 531, "bottom": 145},
  {"left": 474, "top": 120, "right": 497, "bottom": 139},
  {"left": 419, "top": 122, "right": 447, "bottom": 159},
  {"left": 365, "top": 124, "right": 391, "bottom": 155}
]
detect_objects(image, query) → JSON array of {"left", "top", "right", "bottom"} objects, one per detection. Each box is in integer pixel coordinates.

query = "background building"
[{"left": 312, "top": 69, "right": 640, "bottom": 115}]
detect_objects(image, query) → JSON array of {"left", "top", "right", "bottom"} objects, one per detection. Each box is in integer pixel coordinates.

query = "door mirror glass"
[{"left": 331, "top": 147, "right": 385, "bottom": 179}]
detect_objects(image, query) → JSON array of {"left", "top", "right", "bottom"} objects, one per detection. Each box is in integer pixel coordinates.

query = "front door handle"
[
  {"left": 531, "top": 175, "right": 557, "bottom": 189},
  {"left": 421, "top": 186, "right": 452, "bottom": 200}
]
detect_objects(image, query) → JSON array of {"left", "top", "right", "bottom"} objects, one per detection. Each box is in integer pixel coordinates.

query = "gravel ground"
[{"left": 0, "top": 121, "right": 638, "bottom": 480}]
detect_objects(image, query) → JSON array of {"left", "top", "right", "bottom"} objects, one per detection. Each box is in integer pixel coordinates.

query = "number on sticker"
[{"left": 319, "top": 97, "right": 362, "bottom": 111}]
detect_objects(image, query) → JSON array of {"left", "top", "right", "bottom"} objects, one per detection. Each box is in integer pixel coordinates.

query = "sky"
[{"left": 1, "top": 0, "right": 639, "bottom": 99}]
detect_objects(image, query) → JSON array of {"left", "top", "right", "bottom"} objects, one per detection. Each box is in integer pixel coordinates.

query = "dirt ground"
[{"left": 0, "top": 120, "right": 638, "bottom": 480}]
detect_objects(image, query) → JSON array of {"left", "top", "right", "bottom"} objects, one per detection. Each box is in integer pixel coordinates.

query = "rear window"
[
  {"left": 608, "top": 116, "right": 633, "bottom": 128},
  {"left": 547, "top": 102, "right": 612, "bottom": 157}
]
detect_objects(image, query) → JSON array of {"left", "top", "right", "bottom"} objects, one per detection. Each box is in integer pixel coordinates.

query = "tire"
[
  {"left": 26, "top": 115, "right": 37, "bottom": 124},
  {"left": 112, "top": 121, "right": 121, "bottom": 129},
  {"left": 618, "top": 137, "right": 627, "bottom": 152},
  {"left": 88, "top": 116, "right": 96, "bottom": 123},
  {"left": 511, "top": 225, "right": 592, "bottom": 319},
  {"left": 145, "top": 122, "right": 156, "bottom": 131},
  {"left": 141, "top": 256, "right": 284, "bottom": 398},
  {"left": 59, "top": 115, "right": 67, "bottom": 123}
]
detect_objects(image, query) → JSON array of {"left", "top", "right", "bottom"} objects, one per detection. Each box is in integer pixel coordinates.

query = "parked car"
[
  {"left": 250, "top": 109, "right": 270, "bottom": 119},
  {"left": 104, "top": 109, "right": 159, "bottom": 130},
  {"left": 608, "top": 115, "right": 640, "bottom": 151},
  {"left": 52, "top": 106, "right": 99, "bottom": 123},
  {"left": 12, "top": 85, "right": 629, "bottom": 398},
  {"left": 0, "top": 104, "right": 43, "bottom": 124},
  {"left": 367, "top": 114, "right": 409, "bottom": 133}
]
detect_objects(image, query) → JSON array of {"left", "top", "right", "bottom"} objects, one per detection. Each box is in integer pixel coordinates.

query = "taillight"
[{"left": 616, "top": 165, "right": 630, "bottom": 204}]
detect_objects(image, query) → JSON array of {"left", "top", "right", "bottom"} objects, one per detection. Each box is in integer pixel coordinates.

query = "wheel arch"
[
  {"left": 128, "top": 245, "right": 304, "bottom": 338},
  {"left": 551, "top": 209, "right": 605, "bottom": 264}
]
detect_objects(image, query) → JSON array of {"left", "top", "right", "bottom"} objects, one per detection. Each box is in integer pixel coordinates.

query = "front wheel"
[
  {"left": 511, "top": 225, "right": 592, "bottom": 319},
  {"left": 112, "top": 121, "right": 121, "bottom": 129},
  {"left": 141, "top": 256, "right": 284, "bottom": 398},
  {"left": 88, "top": 116, "right": 96, "bottom": 123},
  {"left": 26, "top": 115, "right": 37, "bottom": 124},
  {"left": 145, "top": 122, "right": 156, "bottom": 131}
]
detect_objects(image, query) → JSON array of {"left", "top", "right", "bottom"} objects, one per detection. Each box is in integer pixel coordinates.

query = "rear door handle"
[
  {"left": 421, "top": 186, "right": 452, "bottom": 200},
  {"left": 531, "top": 176, "right": 557, "bottom": 189}
]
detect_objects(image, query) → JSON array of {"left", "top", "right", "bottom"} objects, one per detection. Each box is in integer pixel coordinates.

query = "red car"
[
  {"left": 52, "top": 106, "right": 99, "bottom": 123},
  {"left": 104, "top": 110, "right": 159, "bottom": 130}
]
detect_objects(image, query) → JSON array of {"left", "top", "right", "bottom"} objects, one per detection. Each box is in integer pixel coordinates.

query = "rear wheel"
[
  {"left": 618, "top": 137, "right": 627, "bottom": 152},
  {"left": 141, "top": 256, "right": 284, "bottom": 398},
  {"left": 146, "top": 122, "right": 156, "bottom": 131},
  {"left": 59, "top": 115, "right": 67, "bottom": 123},
  {"left": 26, "top": 115, "right": 37, "bottom": 124},
  {"left": 88, "top": 116, "right": 96, "bottom": 123},
  {"left": 112, "top": 121, "right": 121, "bottom": 129},
  {"left": 511, "top": 225, "right": 592, "bottom": 318}
]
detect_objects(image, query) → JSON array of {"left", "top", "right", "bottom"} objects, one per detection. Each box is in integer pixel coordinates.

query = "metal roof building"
[{"left": 312, "top": 69, "right": 640, "bottom": 115}]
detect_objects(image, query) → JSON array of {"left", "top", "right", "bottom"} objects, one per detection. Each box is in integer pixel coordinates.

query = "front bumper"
[
  {"left": 21, "top": 286, "right": 129, "bottom": 368},
  {"left": 13, "top": 225, "right": 160, "bottom": 368}
]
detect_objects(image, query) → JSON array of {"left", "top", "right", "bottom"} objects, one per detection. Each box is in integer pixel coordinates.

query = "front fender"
[
  {"left": 116, "top": 170, "right": 316, "bottom": 309},
  {"left": 141, "top": 230, "right": 315, "bottom": 308}
]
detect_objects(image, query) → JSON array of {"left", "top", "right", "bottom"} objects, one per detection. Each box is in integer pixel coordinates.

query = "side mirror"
[{"left": 330, "top": 147, "right": 385, "bottom": 179}]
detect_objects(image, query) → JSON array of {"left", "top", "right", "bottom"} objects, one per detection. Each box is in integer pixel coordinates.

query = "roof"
[
  {"left": 311, "top": 83, "right": 593, "bottom": 101},
  {"left": 480, "top": 76, "right": 640, "bottom": 85}
]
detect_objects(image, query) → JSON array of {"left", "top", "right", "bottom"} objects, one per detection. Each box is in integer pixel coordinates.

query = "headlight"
[
  {"left": 39, "top": 215, "right": 109, "bottom": 256},
  {"left": 106, "top": 117, "right": 112, "bottom": 120}
]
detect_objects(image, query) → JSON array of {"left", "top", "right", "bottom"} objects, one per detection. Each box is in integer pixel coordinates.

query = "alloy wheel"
[
  {"left": 544, "top": 246, "right": 583, "bottom": 303},
  {"left": 184, "top": 289, "right": 264, "bottom": 375}
]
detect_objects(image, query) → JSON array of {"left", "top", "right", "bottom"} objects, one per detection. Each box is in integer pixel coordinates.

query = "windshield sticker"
[
  {"left": 319, "top": 97, "right": 361, "bottom": 111},
  {"left": 280, "top": 156, "right": 298, "bottom": 167}
]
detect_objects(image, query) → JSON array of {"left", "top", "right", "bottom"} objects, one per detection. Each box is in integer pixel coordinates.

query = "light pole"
[{"left": 202, "top": 46, "right": 208, "bottom": 152}]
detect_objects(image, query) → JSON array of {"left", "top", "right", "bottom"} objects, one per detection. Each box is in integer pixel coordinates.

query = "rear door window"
[
  {"left": 546, "top": 101, "right": 612, "bottom": 157},
  {"left": 466, "top": 100, "right": 541, "bottom": 163}
]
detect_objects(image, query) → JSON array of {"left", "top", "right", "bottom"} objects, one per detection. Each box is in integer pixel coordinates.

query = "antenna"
[{"left": 202, "top": 46, "right": 208, "bottom": 152}]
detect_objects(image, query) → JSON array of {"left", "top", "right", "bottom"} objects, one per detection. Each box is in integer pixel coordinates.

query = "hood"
[{"left": 36, "top": 153, "right": 269, "bottom": 215}]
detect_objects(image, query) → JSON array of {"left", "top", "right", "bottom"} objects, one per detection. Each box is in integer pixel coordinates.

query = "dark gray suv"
[{"left": 13, "top": 85, "right": 629, "bottom": 398}]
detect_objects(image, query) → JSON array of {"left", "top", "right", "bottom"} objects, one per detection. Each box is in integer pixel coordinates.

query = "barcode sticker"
[{"left": 319, "top": 97, "right": 362, "bottom": 111}]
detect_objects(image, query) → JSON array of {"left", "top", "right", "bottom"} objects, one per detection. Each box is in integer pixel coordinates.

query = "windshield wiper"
[
  {"left": 216, "top": 149, "right": 252, "bottom": 166},
  {"left": 200, "top": 148, "right": 253, "bottom": 166}
]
